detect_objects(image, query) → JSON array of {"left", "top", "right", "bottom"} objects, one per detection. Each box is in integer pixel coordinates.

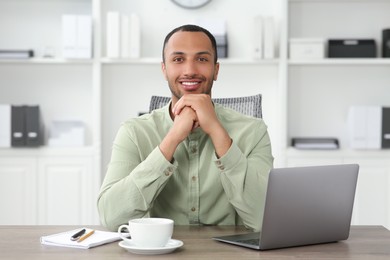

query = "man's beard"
[{"left": 168, "top": 82, "right": 213, "bottom": 100}]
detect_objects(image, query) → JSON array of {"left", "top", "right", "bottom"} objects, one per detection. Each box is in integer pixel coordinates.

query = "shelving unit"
[
  {"left": 0, "top": 0, "right": 389, "bottom": 227},
  {"left": 286, "top": 0, "right": 390, "bottom": 229}
]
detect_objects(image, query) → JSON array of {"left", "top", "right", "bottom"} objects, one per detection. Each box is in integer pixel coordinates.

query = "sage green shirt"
[{"left": 98, "top": 103, "right": 273, "bottom": 231}]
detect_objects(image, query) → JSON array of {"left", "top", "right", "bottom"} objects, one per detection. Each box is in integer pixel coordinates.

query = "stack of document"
[
  {"left": 40, "top": 228, "right": 123, "bottom": 249},
  {"left": 292, "top": 138, "right": 339, "bottom": 150}
]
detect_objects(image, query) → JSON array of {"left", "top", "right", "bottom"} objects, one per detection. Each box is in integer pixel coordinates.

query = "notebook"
[
  {"left": 41, "top": 228, "right": 124, "bottom": 249},
  {"left": 213, "top": 164, "right": 359, "bottom": 250}
]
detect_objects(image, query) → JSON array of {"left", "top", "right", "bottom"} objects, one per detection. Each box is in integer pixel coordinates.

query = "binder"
[
  {"left": 62, "top": 15, "right": 77, "bottom": 58},
  {"left": 76, "top": 15, "right": 92, "bottom": 58},
  {"left": 25, "top": 105, "right": 43, "bottom": 147},
  {"left": 11, "top": 105, "right": 26, "bottom": 147},
  {"left": 0, "top": 104, "right": 11, "bottom": 147},
  {"left": 253, "top": 15, "right": 264, "bottom": 60},
  {"left": 263, "top": 17, "right": 275, "bottom": 59},
  {"left": 382, "top": 107, "right": 390, "bottom": 148},
  {"left": 129, "top": 13, "right": 141, "bottom": 58},
  {"left": 106, "top": 12, "right": 121, "bottom": 58}
]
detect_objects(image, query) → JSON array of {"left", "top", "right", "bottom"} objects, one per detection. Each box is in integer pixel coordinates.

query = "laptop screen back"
[{"left": 259, "top": 164, "right": 359, "bottom": 250}]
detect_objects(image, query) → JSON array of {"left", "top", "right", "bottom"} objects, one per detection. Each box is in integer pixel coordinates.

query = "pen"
[
  {"left": 70, "top": 228, "right": 86, "bottom": 241},
  {"left": 77, "top": 229, "right": 95, "bottom": 243}
]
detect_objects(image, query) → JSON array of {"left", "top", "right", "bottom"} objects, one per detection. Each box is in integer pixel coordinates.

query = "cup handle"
[{"left": 118, "top": 224, "right": 131, "bottom": 240}]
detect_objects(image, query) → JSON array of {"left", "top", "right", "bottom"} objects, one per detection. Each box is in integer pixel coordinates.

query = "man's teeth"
[{"left": 182, "top": 82, "right": 198, "bottom": 85}]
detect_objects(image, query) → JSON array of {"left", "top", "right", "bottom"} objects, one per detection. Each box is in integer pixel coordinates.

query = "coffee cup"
[{"left": 118, "top": 218, "right": 174, "bottom": 248}]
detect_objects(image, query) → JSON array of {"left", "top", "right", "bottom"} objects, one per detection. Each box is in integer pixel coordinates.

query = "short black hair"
[{"left": 162, "top": 24, "right": 218, "bottom": 64}]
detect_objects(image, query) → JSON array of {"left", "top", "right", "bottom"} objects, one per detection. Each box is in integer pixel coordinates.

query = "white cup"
[{"left": 118, "top": 218, "right": 174, "bottom": 248}]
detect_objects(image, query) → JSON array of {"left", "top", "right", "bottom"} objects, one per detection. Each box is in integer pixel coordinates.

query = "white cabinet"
[
  {"left": 287, "top": 149, "right": 390, "bottom": 230},
  {"left": 0, "top": 157, "right": 37, "bottom": 224},
  {"left": 0, "top": 149, "right": 99, "bottom": 225}
]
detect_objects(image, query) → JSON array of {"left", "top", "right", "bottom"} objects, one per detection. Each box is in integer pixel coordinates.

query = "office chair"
[{"left": 149, "top": 94, "right": 262, "bottom": 118}]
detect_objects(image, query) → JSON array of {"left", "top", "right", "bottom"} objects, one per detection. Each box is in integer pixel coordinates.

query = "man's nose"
[{"left": 183, "top": 61, "right": 197, "bottom": 76}]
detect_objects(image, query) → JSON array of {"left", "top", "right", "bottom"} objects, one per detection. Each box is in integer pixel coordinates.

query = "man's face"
[{"left": 161, "top": 31, "right": 219, "bottom": 103}]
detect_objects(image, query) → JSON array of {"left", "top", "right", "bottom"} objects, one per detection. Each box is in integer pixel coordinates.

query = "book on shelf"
[
  {"left": 291, "top": 137, "right": 339, "bottom": 150},
  {"left": 0, "top": 49, "right": 34, "bottom": 59}
]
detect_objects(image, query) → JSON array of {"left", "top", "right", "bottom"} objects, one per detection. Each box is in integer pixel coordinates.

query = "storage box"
[
  {"left": 289, "top": 38, "right": 325, "bottom": 59},
  {"left": 328, "top": 39, "right": 376, "bottom": 58}
]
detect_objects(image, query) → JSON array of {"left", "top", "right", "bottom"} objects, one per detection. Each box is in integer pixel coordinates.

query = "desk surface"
[{"left": 1, "top": 225, "right": 390, "bottom": 259}]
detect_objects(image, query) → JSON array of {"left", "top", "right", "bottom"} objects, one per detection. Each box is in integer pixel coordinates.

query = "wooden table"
[{"left": 1, "top": 225, "right": 390, "bottom": 259}]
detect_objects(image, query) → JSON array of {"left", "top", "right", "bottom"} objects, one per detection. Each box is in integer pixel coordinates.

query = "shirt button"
[
  {"left": 191, "top": 147, "right": 197, "bottom": 153},
  {"left": 165, "top": 171, "right": 170, "bottom": 176},
  {"left": 167, "top": 166, "right": 174, "bottom": 173},
  {"left": 216, "top": 160, "right": 222, "bottom": 166},
  {"left": 192, "top": 176, "right": 196, "bottom": 181},
  {"left": 218, "top": 166, "right": 225, "bottom": 171},
  {"left": 191, "top": 207, "right": 196, "bottom": 212}
]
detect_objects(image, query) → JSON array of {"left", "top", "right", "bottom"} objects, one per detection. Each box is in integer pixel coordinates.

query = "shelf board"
[
  {"left": 101, "top": 57, "right": 279, "bottom": 65},
  {"left": 288, "top": 58, "right": 390, "bottom": 66},
  {"left": 289, "top": 0, "right": 389, "bottom": 3},
  {"left": 287, "top": 147, "right": 390, "bottom": 158},
  {"left": 0, "top": 58, "right": 93, "bottom": 64},
  {"left": 0, "top": 146, "right": 96, "bottom": 157}
]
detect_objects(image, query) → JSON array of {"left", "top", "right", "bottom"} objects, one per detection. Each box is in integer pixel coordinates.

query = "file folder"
[
  {"left": 25, "top": 105, "right": 43, "bottom": 147},
  {"left": 383, "top": 107, "right": 390, "bottom": 148},
  {"left": 11, "top": 105, "right": 26, "bottom": 147}
]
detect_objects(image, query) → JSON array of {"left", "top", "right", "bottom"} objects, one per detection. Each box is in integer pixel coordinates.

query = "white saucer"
[{"left": 118, "top": 239, "right": 183, "bottom": 255}]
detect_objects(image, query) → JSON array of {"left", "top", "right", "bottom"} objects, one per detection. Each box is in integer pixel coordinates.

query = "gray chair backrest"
[{"left": 149, "top": 94, "right": 262, "bottom": 118}]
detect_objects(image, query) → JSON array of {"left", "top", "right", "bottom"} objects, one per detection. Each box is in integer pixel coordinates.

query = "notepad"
[{"left": 40, "top": 228, "right": 124, "bottom": 249}]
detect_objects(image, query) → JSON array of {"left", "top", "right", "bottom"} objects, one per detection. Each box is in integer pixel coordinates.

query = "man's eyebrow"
[{"left": 169, "top": 51, "right": 212, "bottom": 56}]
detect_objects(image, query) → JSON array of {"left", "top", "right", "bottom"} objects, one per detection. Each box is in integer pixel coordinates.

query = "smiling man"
[{"left": 97, "top": 25, "right": 274, "bottom": 232}]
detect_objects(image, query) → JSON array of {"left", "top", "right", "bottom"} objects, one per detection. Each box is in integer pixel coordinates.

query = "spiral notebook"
[{"left": 40, "top": 228, "right": 123, "bottom": 249}]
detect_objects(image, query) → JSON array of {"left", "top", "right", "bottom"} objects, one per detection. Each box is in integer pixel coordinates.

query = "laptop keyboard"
[{"left": 237, "top": 239, "right": 260, "bottom": 246}]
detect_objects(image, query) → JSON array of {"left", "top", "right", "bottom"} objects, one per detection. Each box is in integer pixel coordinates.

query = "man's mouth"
[{"left": 180, "top": 80, "right": 201, "bottom": 91}]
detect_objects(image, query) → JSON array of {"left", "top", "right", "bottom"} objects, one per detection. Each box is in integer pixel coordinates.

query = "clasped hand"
[{"left": 171, "top": 94, "right": 220, "bottom": 142}]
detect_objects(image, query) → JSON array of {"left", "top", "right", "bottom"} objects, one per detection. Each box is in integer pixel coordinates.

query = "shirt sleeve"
[
  {"left": 215, "top": 121, "right": 273, "bottom": 231},
  {"left": 97, "top": 124, "right": 177, "bottom": 231}
]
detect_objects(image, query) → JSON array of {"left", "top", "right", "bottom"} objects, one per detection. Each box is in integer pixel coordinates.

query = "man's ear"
[
  {"left": 161, "top": 62, "right": 168, "bottom": 80},
  {"left": 213, "top": 62, "right": 220, "bottom": 81}
]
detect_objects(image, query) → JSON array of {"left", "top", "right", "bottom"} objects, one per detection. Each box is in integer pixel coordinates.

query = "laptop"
[{"left": 213, "top": 164, "right": 359, "bottom": 250}]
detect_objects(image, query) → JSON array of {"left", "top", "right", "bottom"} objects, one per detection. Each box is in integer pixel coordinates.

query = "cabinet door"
[
  {"left": 37, "top": 157, "right": 95, "bottom": 225},
  {"left": 0, "top": 157, "right": 37, "bottom": 224},
  {"left": 345, "top": 158, "right": 390, "bottom": 230}
]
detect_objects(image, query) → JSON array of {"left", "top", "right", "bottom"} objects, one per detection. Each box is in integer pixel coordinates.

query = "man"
[{"left": 97, "top": 24, "right": 273, "bottom": 232}]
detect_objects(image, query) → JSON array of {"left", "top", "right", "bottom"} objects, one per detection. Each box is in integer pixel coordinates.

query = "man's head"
[
  {"left": 161, "top": 24, "right": 220, "bottom": 103},
  {"left": 162, "top": 24, "right": 218, "bottom": 64}
]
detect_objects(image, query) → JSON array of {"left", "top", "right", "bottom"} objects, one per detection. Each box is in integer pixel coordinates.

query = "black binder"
[
  {"left": 11, "top": 105, "right": 26, "bottom": 147},
  {"left": 382, "top": 107, "right": 390, "bottom": 148},
  {"left": 25, "top": 105, "right": 43, "bottom": 147}
]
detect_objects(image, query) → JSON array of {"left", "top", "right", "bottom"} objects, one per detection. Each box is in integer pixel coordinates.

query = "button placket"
[{"left": 188, "top": 139, "right": 200, "bottom": 224}]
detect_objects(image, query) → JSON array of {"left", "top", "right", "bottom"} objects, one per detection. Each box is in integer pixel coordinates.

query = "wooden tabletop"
[{"left": 1, "top": 225, "right": 390, "bottom": 259}]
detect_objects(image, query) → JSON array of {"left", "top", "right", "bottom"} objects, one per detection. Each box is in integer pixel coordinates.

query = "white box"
[
  {"left": 48, "top": 120, "right": 85, "bottom": 147},
  {"left": 289, "top": 38, "right": 325, "bottom": 59}
]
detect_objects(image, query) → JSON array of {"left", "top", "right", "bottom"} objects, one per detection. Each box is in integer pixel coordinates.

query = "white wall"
[{"left": 101, "top": 0, "right": 283, "bottom": 170}]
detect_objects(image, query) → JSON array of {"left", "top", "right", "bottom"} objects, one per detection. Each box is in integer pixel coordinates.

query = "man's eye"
[
  {"left": 173, "top": 57, "right": 184, "bottom": 62},
  {"left": 198, "top": 57, "right": 208, "bottom": 62}
]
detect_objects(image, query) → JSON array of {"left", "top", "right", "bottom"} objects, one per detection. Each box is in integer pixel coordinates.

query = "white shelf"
[
  {"left": 0, "top": 146, "right": 96, "bottom": 157},
  {"left": 287, "top": 147, "right": 390, "bottom": 158},
  {"left": 288, "top": 58, "right": 390, "bottom": 66},
  {"left": 0, "top": 58, "right": 93, "bottom": 65},
  {"left": 100, "top": 57, "right": 280, "bottom": 66}
]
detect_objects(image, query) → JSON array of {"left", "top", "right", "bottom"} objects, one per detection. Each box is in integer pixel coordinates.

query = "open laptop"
[{"left": 213, "top": 164, "right": 359, "bottom": 250}]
